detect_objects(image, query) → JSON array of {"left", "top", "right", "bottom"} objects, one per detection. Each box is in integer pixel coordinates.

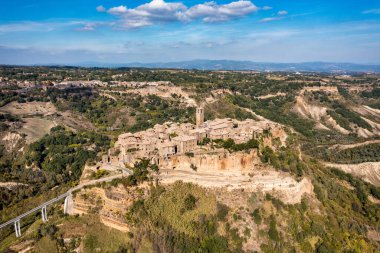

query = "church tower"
[{"left": 196, "top": 106, "right": 204, "bottom": 128}]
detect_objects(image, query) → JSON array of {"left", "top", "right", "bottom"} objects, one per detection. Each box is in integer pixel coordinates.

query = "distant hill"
[{"left": 75, "top": 60, "right": 380, "bottom": 73}]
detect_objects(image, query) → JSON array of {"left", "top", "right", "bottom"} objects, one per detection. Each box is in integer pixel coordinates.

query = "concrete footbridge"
[{"left": 0, "top": 168, "right": 132, "bottom": 238}]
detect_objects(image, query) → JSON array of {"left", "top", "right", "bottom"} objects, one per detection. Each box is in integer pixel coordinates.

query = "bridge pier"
[
  {"left": 41, "top": 206, "right": 48, "bottom": 222},
  {"left": 2, "top": 177, "right": 127, "bottom": 234},
  {"left": 64, "top": 194, "right": 73, "bottom": 214},
  {"left": 1, "top": 192, "right": 73, "bottom": 234},
  {"left": 14, "top": 220, "right": 21, "bottom": 237}
]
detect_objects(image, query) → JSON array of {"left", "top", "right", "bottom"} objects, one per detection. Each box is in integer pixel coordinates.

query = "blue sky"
[{"left": 0, "top": 0, "right": 380, "bottom": 64}]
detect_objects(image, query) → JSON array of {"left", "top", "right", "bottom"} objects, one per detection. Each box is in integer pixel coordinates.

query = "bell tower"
[{"left": 196, "top": 106, "right": 204, "bottom": 128}]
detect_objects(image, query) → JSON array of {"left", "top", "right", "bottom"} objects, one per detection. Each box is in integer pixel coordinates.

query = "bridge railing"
[
  {"left": 0, "top": 169, "right": 132, "bottom": 236},
  {"left": 0, "top": 192, "right": 70, "bottom": 230}
]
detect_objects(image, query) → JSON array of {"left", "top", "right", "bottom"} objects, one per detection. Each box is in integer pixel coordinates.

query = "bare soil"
[
  {"left": 158, "top": 165, "right": 314, "bottom": 204},
  {"left": 19, "top": 117, "right": 56, "bottom": 144},
  {"left": 0, "top": 101, "right": 57, "bottom": 116},
  {"left": 329, "top": 139, "right": 380, "bottom": 151},
  {"left": 325, "top": 162, "right": 380, "bottom": 187}
]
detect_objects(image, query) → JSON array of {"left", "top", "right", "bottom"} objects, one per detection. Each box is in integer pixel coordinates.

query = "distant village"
[{"left": 0, "top": 77, "right": 172, "bottom": 90}]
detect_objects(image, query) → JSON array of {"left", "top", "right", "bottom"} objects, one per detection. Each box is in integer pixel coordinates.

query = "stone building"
[
  {"left": 196, "top": 107, "right": 204, "bottom": 128},
  {"left": 173, "top": 135, "right": 197, "bottom": 154},
  {"left": 189, "top": 128, "right": 207, "bottom": 141},
  {"left": 158, "top": 142, "right": 177, "bottom": 158}
]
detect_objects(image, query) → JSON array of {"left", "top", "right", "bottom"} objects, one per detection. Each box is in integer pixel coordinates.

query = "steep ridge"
[
  {"left": 325, "top": 162, "right": 380, "bottom": 187},
  {"left": 158, "top": 151, "right": 313, "bottom": 204}
]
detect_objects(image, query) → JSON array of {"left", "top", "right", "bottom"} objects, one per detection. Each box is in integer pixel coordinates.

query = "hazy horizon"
[{"left": 3, "top": 59, "right": 380, "bottom": 66}]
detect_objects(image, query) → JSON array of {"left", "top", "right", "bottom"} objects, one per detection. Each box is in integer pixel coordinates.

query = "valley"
[{"left": 0, "top": 67, "right": 379, "bottom": 252}]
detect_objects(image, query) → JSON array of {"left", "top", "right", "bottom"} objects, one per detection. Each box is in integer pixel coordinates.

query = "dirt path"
[
  {"left": 100, "top": 92, "right": 117, "bottom": 101},
  {"left": 256, "top": 92, "right": 286, "bottom": 99},
  {"left": 329, "top": 139, "right": 380, "bottom": 151}
]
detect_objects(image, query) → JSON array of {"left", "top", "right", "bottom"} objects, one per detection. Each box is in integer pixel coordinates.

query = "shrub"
[
  {"left": 184, "top": 194, "right": 197, "bottom": 211},
  {"left": 216, "top": 203, "right": 229, "bottom": 221},
  {"left": 251, "top": 209, "right": 262, "bottom": 225},
  {"left": 268, "top": 215, "right": 280, "bottom": 242}
]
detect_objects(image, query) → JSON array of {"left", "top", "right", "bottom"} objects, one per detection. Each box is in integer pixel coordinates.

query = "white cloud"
[
  {"left": 260, "top": 9, "right": 288, "bottom": 23},
  {"left": 100, "top": 0, "right": 258, "bottom": 28},
  {"left": 259, "top": 17, "right": 282, "bottom": 23},
  {"left": 76, "top": 22, "right": 111, "bottom": 31},
  {"left": 77, "top": 25, "right": 95, "bottom": 31},
  {"left": 0, "top": 21, "right": 86, "bottom": 33},
  {"left": 96, "top": 5, "right": 106, "bottom": 12},
  {"left": 180, "top": 1, "right": 258, "bottom": 23},
  {"left": 262, "top": 6, "right": 272, "bottom": 11},
  {"left": 362, "top": 9, "right": 380, "bottom": 14},
  {"left": 108, "top": 5, "right": 128, "bottom": 14},
  {"left": 0, "top": 22, "right": 48, "bottom": 33}
]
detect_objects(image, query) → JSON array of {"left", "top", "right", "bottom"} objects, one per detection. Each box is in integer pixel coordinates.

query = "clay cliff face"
[
  {"left": 71, "top": 184, "right": 149, "bottom": 231},
  {"left": 161, "top": 149, "right": 258, "bottom": 174},
  {"left": 158, "top": 150, "right": 314, "bottom": 205}
]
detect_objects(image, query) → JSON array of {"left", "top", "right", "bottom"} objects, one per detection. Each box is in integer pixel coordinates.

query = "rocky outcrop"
[
  {"left": 158, "top": 151, "right": 314, "bottom": 204},
  {"left": 0, "top": 181, "right": 28, "bottom": 190},
  {"left": 293, "top": 95, "right": 350, "bottom": 134},
  {"left": 2, "top": 132, "right": 22, "bottom": 151},
  {"left": 71, "top": 184, "right": 149, "bottom": 231},
  {"left": 161, "top": 149, "right": 259, "bottom": 173}
]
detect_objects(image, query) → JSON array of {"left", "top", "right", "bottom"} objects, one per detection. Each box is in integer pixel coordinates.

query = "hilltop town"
[{"left": 107, "top": 106, "right": 286, "bottom": 167}]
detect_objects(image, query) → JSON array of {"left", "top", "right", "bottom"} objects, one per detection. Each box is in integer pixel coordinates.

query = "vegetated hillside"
[
  {"left": 0, "top": 68, "right": 380, "bottom": 252},
  {"left": 47, "top": 87, "right": 195, "bottom": 132},
  {"left": 126, "top": 143, "right": 380, "bottom": 252},
  {"left": 0, "top": 126, "right": 110, "bottom": 211},
  {"left": 3, "top": 141, "right": 380, "bottom": 252},
  {"left": 312, "top": 143, "right": 380, "bottom": 164}
]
